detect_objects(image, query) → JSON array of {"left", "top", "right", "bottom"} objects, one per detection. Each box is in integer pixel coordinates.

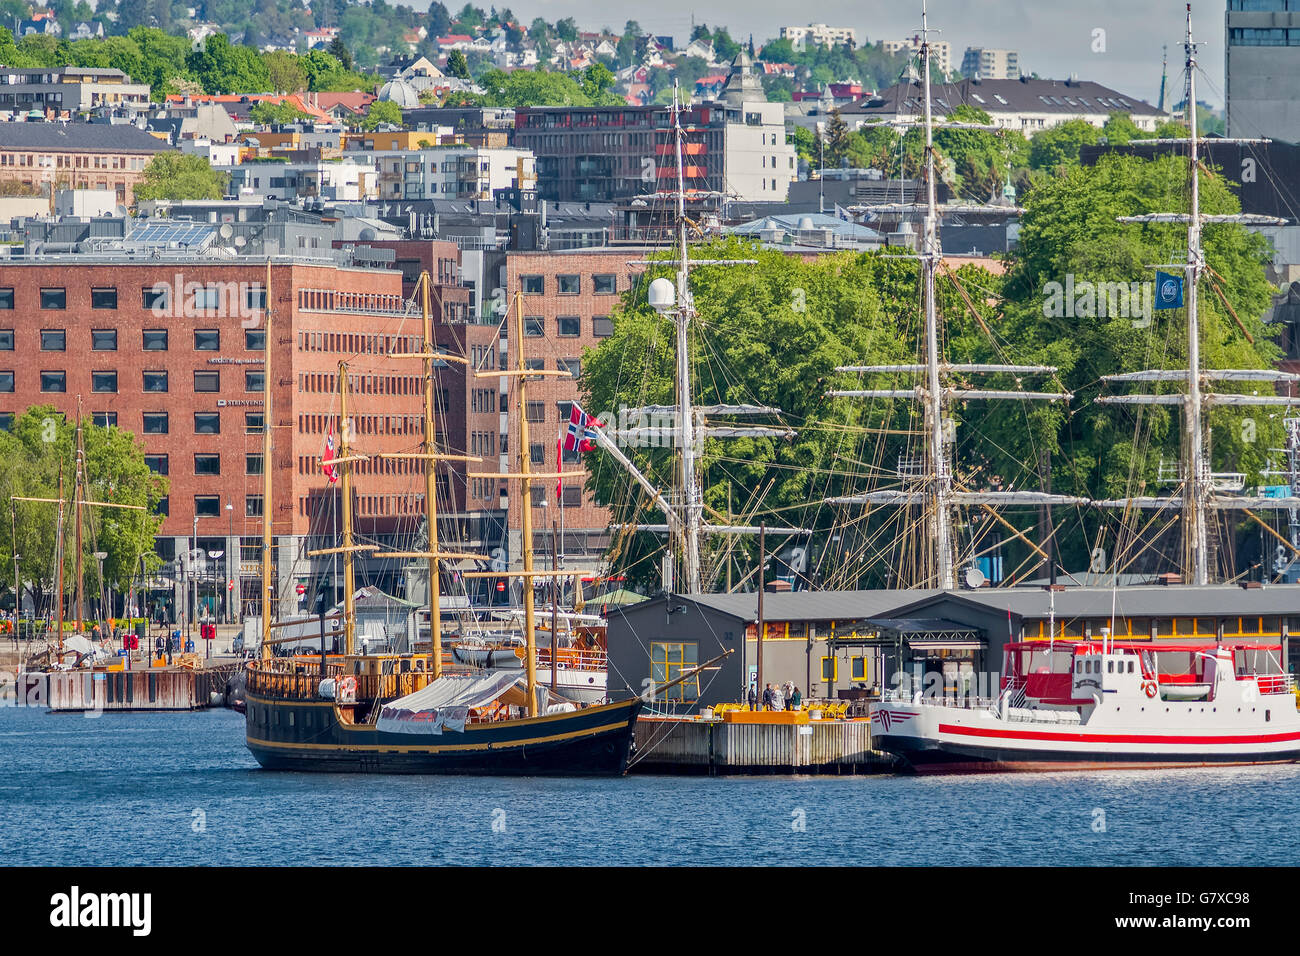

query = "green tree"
[
  {"left": 360, "top": 99, "right": 404, "bottom": 129},
  {"left": 1027, "top": 118, "right": 1104, "bottom": 173},
  {"left": 248, "top": 99, "right": 310, "bottom": 125},
  {"left": 0, "top": 406, "right": 166, "bottom": 621},
  {"left": 555, "top": 17, "right": 578, "bottom": 42},
  {"left": 327, "top": 35, "right": 354, "bottom": 72},
  {"left": 263, "top": 50, "right": 308, "bottom": 94},
  {"left": 133, "top": 153, "right": 227, "bottom": 202},
  {"left": 446, "top": 49, "right": 471, "bottom": 79},
  {"left": 187, "top": 33, "right": 273, "bottom": 94}
]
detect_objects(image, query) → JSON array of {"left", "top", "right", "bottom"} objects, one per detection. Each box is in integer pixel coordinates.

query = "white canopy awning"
[{"left": 376, "top": 671, "right": 526, "bottom": 735}]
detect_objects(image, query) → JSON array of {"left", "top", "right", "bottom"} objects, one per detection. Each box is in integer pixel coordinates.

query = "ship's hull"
[
  {"left": 873, "top": 701, "right": 1300, "bottom": 775},
  {"left": 245, "top": 691, "right": 641, "bottom": 775}
]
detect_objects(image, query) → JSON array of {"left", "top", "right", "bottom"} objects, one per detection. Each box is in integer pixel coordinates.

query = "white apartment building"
[
  {"left": 780, "top": 23, "right": 857, "bottom": 50},
  {"left": 373, "top": 147, "right": 536, "bottom": 201},
  {"left": 961, "top": 47, "right": 1021, "bottom": 80},
  {"left": 221, "top": 158, "right": 378, "bottom": 202},
  {"left": 882, "top": 38, "right": 953, "bottom": 75}
]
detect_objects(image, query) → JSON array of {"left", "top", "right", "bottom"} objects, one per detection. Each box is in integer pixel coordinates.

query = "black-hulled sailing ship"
[{"left": 243, "top": 272, "right": 646, "bottom": 774}]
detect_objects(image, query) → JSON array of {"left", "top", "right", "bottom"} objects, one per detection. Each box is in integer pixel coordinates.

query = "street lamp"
[
  {"left": 225, "top": 501, "right": 234, "bottom": 624},
  {"left": 11, "top": 553, "right": 18, "bottom": 645},
  {"left": 207, "top": 550, "right": 223, "bottom": 658}
]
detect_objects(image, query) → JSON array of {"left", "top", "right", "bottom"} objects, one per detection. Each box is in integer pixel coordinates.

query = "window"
[
  {"left": 593, "top": 274, "right": 617, "bottom": 295},
  {"left": 245, "top": 370, "right": 265, "bottom": 392},
  {"left": 143, "top": 370, "right": 168, "bottom": 392},
  {"left": 90, "top": 287, "right": 117, "bottom": 309},
  {"left": 0, "top": 330, "right": 11, "bottom": 350},
  {"left": 245, "top": 495, "right": 264, "bottom": 518},
  {"left": 524, "top": 358, "right": 545, "bottom": 371},
  {"left": 0, "top": 289, "right": 12, "bottom": 310},
  {"left": 40, "top": 330, "right": 65, "bottom": 351},
  {"left": 40, "top": 371, "right": 66, "bottom": 392},
  {"left": 193, "top": 371, "right": 220, "bottom": 392},
  {"left": 651, "top": 642, "right": 699, "bottom": 701},
  {"left": 91, "top": 329, "right": 117, "bottom": 351},
  {"left": 194, "top": 412, "right": 220, "bottom": 435},
  {"left": 524, "top": 317, "right": 544, "bottom": 337},
  {"left": 142, "top": 329, "right": 168, "bottom": 351},
  {"left": 194, "top": 329, "right": 220, "bottom": 351},
  {"left": 0, "top": 413, "right": 12, "bottom": 430},
  {"left": 245, "top": 412, "right": 263, "bottom": 434},
  {"left": 557, "top": 275, "right": 580, "bottom": 295},
  {"left": 93, "top": 411, "right": 117, "bottom": 428},
  {"left": 820, "top": 656, "right": 838, "bottom": 682},
  {"left": 558, "top": 358, "right": 580, "bottom": 378},
  {"left": 246, "top": 453, "right": 263, "bottom": 475},
  {"left": 142, "top": 412, "right": 168, "bottom": 434},
  {"left": 144, "top": 455, "right": 169, "bottom": 476},
  {"left": 593, "top": 316, "right": 613, "bottom": 338},
  {"left": 0, "top": 372, "right": 12, "bottom": 393},
  {"left": 245, "top": 286, "right": 266, "bottom": 311},
  {"left": 525, "top": 401, "right": 545, "bottom": 423},
  {"left": 529, "top": 442, "right": 545, "bottom": 465},
  {"left": 40, "top": 288, "right": 65, "bottom": 310},
  {"left": 194, "top": 454, "right": 221, "bottom": 476},
  {"left": 521, "top": 275, "right": 544, "bottom": 294},
  {"left": 91, "top": 371, "right": 117, "bottom": 393},
  {"left": 194, "top": 496, "right": 221, "bottom": 518},
  {"left": 561, "top": 485, "right": 581, "bottom": 507},
  {"left": 851, "top": 656, "right": 869, "bottom": 681},
  {"left": 557, "top": 316, "right": 580, "bottom": 337},
  {"left": 142, "top": 286, "right": 168, "bottom": 311},
  {"left": 245, "top": 329, "right": 265, "bottom": 351}
]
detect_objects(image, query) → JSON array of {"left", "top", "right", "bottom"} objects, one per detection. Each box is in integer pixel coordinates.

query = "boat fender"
[{"left": 1143, "top": 680, "right": 1158, "bottom": 698}]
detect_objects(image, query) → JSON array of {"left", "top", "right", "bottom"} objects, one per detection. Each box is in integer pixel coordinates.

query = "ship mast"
[
  {"left": 1098, "top": 4, "right": 1296, "bottom": 585},
  {"left": 260, "top": 259, "right": 274, "bottom": 659},
  {"left": 826, "top": 0, "right": 1078, "bottom": 589},
  {"left": 73, "top": 398, "right": 85, "bottom": 634}
]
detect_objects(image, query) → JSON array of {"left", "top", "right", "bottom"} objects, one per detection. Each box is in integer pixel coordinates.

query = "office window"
[
  {"left": 557, "top": 316, "right": 580, "bottom": 337},
  {"left": 245, "top": 412, "right": 263, "bottom": 434},
  {"left": 91, "top": 329, "right": 117, "bottom": 351},
  {"left": 593, "top": 274, "right": 617, "bottom": 295},
  {"left": 195, "top": 496, "right": 221, "bottom": 518},
  {"left": 524, "top": 317, "right": 544, "bottom": 337},
  {"left": 557, "top": 275, "right": 580, "bottom": 295},
  {"left": 245, "top": 370, "right": 265, "bottom": 392},
  {"left": 154, "top": 496, "right": 169, "bottom": 517},
  {"left": 91, "top": 371, "right": 117, "bottom": 393},
  {"left": 40, "top": 371, "right": 66, "bottom": 392},
  {"left": 529, "top": 442, "right": 545, "bottom": 465},
  {"left": 246, "top": 495, "right": 264, "bottom": 518},
  {"left": 0, "top": 289, "right": 12, "bottom": 310},
  {"left": 40, "top": 330, "right": 65, "bottom": 351},
  {"left": 142, "top": 329, "right": 168, "bottom": 351},
  {"left": 92, "top": 412, "right": 117, "bottom": 428},
  {"left": 40, "top": 289, "right": 66, "bottom": 310},
  {"left": 0, "top": 330, "right": 11, "bottom": 350},
  {"left": 562, "top": 485, "right": 580, "bottom": 507},
  {"left": 558, "top": 358, "right": 580, "bottom": 378},
  {"left": 0, "top": 371, "right": 15, "bottom": 392},
  {"left": 194, "top": 454, "right": 221, "bottom": 476},
  {"left": 593, "top": 316, "right": 613, "bottom": 338},
  {"left": 194, "top": 329, "right": 220, "bottom": 351},
  {"left": 194, "top": 412, "right": 220, "bottom": 435},
  {"left": 144, "top": 455, "right": 169, "bottom": 476},
  {"left": 246, "top": 453, "right": 263, "bottom": 475},
  {"left": 245, "top": 286, "right": 266, "bottom": 311},
  {"left": 245, "top": 329, "right": 265, "bottom": 351},
  {"left": 820, "top": 656, "right": 838, "bottom": 682},
  {"left": 525, "top": 401, "right": 545, "bottom": 423},
  {"left": 142, "top": 286, "right": 168, "bottom": 311},
  {"left": 194, "top": 371, "right": 220, "bottom": 393},
  {"left": 524, "top": 358, "right": 544, "bottom": 371},
  {"left": 90, "top": 287, "right": 117, "bottom": 309},
  {"left": 0, "top": 413, "right": 12, "bottom": 430},
  {"left": 651, "top": 642, "right": 699, "bottom": 701},
  {"left": 521, "top": 275, "right": 544, "bottom": 294},
  {"left": 142, "top": 412, "right": 168, "bottom": 434}
]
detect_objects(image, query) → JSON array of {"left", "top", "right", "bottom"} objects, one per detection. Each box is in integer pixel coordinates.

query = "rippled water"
[{"left": 1, "top": 706, "right": 1297, "bottom": 866}]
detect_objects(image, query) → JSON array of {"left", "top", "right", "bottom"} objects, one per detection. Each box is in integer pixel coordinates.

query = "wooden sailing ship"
[{"left": 243, "top": 271, "right": 649, "bottom": 774}]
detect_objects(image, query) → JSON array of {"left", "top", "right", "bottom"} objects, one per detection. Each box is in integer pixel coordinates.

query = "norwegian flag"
[
  {"left": 563, "top": 403, "right": 601, "bottom": 453},
  {"left": 322, "top": 423, "right": 339, "bottom": 484}
]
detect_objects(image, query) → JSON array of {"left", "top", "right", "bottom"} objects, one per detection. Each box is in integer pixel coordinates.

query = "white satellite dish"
[
  {"left": 963, "top": 567, "right": 986, "bottom": 589},
  {"left": 218, "top": 223, "right": 234, "bottom": 240},
  {"left": 233, "top": 235, "right": 247, "bottom": 247}
]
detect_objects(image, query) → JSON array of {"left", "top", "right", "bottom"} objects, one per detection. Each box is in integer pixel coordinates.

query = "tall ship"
[{"left": 242, "top": 269, "right": 658, "bottom": 774}]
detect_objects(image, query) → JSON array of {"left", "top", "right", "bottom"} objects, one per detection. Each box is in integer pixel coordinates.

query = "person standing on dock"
[
  {"left": 790, "top": 686, "right": 802, "bottom": 710},
  {"left": 762, "top": 683, "right": 775, "bottom": 711},
  {"left": 747, "top": 684, "right": 758, "bottom": 711}
]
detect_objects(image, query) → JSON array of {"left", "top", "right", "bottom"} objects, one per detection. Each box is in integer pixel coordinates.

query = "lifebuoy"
[
  {"left": 1142, "top": 681, "right": 1158, "bottom": 698},
  {"left": 338, "top": 675, "right": 358, "bottom": 701}
]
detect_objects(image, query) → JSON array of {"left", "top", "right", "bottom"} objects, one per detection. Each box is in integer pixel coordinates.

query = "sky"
[{"left": 436, "top": 0, "right": 1228, "bottom": 109}]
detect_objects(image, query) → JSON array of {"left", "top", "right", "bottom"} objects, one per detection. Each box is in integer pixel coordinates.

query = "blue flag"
[{"left": 1154, "top": 271, "right": 1185, "bottom": 310}]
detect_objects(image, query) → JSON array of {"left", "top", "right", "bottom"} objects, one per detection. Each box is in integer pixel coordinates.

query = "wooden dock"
[
  {"left": 18, "top": 664, "right": 241, "bottom": 713},
  {"left": 627, "top": 715, "right": 896, "bottom": 775}
]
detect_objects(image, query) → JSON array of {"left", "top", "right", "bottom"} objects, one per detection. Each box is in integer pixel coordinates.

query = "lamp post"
[
  {"left": 11, "top": 553, "right": 18, "bottom": 646},
  {"left": 190, "top": 515, "right": 198, "bottom": 642}
]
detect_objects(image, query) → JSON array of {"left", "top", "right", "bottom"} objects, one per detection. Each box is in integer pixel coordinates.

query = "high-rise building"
[
  {"left": 1225, "top": 0, "right": 1300, "bottom": 143},
  {"left": 780, "top": 24, "right": 857, "bottom": 49},
  {"left": 882, "top": 38, "right": 953, "bottom": 75},
  {"left": 960, "top": 47, "right": 1021, "bottom": 80}
]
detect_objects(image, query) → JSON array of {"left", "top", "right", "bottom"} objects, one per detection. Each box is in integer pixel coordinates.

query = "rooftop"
[
  {"left": 0, "top": 122, "right": 170, "bottom": 153},
  {"left": 845, "top": 76, "right": 1166, "bottom": 119}
]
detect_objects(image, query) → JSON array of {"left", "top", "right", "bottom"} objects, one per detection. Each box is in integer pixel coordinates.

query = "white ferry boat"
[{"left": 871, "top": 639, "right": 1300, "bottom": 773}]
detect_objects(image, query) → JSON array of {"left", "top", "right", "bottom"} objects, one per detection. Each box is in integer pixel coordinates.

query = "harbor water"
[{"left": 1, "top": 706, "right": 1296, "bottom": 866}]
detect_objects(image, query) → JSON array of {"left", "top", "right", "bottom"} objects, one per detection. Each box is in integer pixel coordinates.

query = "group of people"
[{"left": 747, "top": 680, "right": 802, "bottom": 712}]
